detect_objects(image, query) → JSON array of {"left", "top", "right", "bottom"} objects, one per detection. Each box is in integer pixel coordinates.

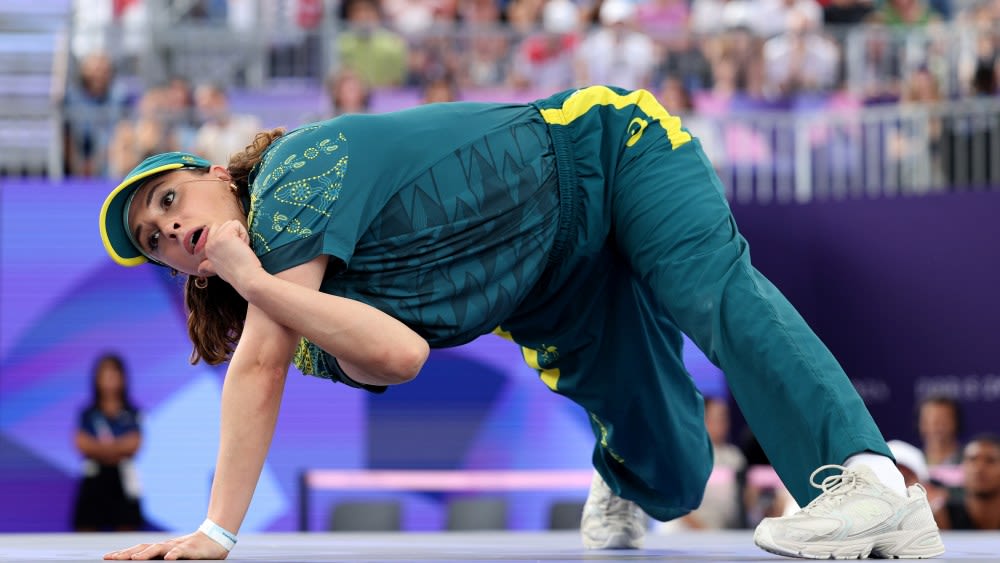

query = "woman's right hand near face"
[{"left": 200, "top": 219, "right": 262, "bottom": 293}]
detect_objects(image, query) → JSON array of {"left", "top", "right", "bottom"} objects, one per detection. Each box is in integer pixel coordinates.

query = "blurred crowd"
[
  {"left": 655, "top": 394, "right": 1000, "bottom": 533},
  {"left": 62, "top": 0, "right": 1000, "bottom": 179}
]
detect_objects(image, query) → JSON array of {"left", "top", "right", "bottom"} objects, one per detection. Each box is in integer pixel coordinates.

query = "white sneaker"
[
  {"left": 753, "top": 464, "right": 945, "bottom": 559},
  {"left": 581, "top": 471, "right": 646, "bottom": 549}
]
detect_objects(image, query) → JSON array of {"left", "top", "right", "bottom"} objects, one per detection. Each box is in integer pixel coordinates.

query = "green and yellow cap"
[{"left": 99, "top": 152, "right": 211, "bottom": 266}]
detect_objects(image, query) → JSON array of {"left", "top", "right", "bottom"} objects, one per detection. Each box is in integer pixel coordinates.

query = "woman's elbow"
[{"left": 382, "top": 338, "right": 429, "bottom": 384}]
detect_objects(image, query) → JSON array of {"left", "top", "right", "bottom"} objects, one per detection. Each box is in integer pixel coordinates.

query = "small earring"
[
  {"left": 194, "top": 277, "right": 208, "bottom": 290},
  {"left": 230, "top": 182, "right": 239, "bottom": 194}
]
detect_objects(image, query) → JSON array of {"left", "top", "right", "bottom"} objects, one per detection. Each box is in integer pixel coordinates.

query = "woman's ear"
[{"left": 209, "top": 164, "right": 232, "bottom": 182}]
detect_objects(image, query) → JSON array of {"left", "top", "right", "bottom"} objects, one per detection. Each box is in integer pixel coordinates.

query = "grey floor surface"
[{"left": 0, "top": 531, "right": 996, "bottom": 562}]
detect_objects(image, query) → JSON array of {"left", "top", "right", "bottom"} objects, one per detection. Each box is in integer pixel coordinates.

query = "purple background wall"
[
  {"left": 0, "top": 179, "right": 723, "bottom": 532},
  {"left": 1, "top": 178, "right": 997, "bottom": 532},
  {"left": 730, "top": 191, "right": 1000, "bottom": 445}
]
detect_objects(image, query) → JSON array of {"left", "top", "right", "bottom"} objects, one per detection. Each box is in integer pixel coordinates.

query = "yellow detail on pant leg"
[
  {"left": 537, "top": 86, "right": 692, "bottom": 149},
  {"left": 492, "top": 326, "right": 514, "bottom": 340},
  {"left": 590, "top": 413, "right": 625, "bottom": 464},
  {"left": 521, "top": 347, "right": 560, "bottom": 391},
  {"left": 493, "top": 327, "right": 561, "bottom": 390}
]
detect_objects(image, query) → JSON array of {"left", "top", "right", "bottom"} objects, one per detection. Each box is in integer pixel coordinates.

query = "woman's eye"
[
  {"left": 161, "top": 191, "right": 174, "bottom": 208},
  {"left": 148, "top": 231, "right": 160, "bottom": 252}
]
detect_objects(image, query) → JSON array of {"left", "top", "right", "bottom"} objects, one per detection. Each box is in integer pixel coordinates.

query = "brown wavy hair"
[{"left": 185, "top": 127, "right": 285, "bottom": 365}]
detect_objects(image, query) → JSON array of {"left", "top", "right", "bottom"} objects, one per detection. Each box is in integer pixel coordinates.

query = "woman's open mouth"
[{"left": 187, "top": 227, "right": 206, "bottom": 254}]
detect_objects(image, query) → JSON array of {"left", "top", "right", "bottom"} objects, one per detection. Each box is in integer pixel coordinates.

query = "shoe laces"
[{"left": 800, "top": 464, "right": 865, "bottom": 514}]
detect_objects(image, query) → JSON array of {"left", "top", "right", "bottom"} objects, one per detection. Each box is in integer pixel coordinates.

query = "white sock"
[{"left": 844, "top": 453, "right": 908, "bottom": 496}]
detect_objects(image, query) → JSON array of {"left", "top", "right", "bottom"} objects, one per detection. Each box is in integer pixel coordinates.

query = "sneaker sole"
[
  {"left": 582, "top": 531, "right": 643, "bottom": 550},
  {"left": 754, "top": 525, "right": 945, "bottom": 559}
]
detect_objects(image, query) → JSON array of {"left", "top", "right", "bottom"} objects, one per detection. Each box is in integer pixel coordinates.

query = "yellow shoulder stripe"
[{"left": 538, "top": 86, "right": 692, "bottom": 149}]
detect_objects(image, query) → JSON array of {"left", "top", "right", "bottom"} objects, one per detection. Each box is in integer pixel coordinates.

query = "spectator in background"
[
  {"left": 193, "top": 84, "right": 263, "bottom": 166},
  {"left": 72, "top": 354, "right": 144, "bottom": 531},
  {"left": 658, "top": 396, "right": 746, "bottom": 531},
  {"left": 337, "top": 0, "right": 408, "bottom": 87},
  {"left": 886, "top": 67, "right": 944, "bottom": 191},
  {"left": 382, "top": 0, "right": 459, "bottom": 35},
  {"left": 655, "top": 27, "right": 714, "bottom": 93},
  {"left": 823, "top": 0, "right": 876, "bottom": 26},
  {"left": 636, "top": 0, "right": 690, "bottom": 42},
  {"left": 935, "top": 435, "right": 1000, "bottom": 530},
  {"left": 691, "top": 0, "right": 751, "bottom": 37},
  {"left": 456, "top": 0, "right": 509, "bottom": 88},
  {"left": 108, "top": 86, "right": 181, "bottom": 178},
  {"left": 421, "top": 74, "right": 460, "bottom": 104},
  {"left": 761, "top": 7, "right": 840, "bottom": 100},
  {"left": 657, "top": 77, "right": 725, "bottom": 167},
  {"left": 869, "top": 0, "right": 939, "bottom": 26},
  {"left": 857, "top": 26, "right": 905, "bottom": 103},
  {"left": 755, "top": 0, "right": 824, "bottom": 40},
  {"left": 505, "top": 0, "right": 549, "bottom": 34},
  {"left": 575, "top": 0, "right": 657, "bottom": 91},
  {"left": 928, "top": 0, "right": 953, "bottom": 20},
  {"left": 918, "top": 395, "right": 964, "bottom": 467},
  {"left": 888, "top": 439, "right": 947, "bottom": 511},
  {"left": 325, "top": 67, "right": 372, "bottom": 117},
  {"left": 941, "top": 57, "right": 1000, "bottom": 187},
  {"left": 509, "top": 0, "right": 581, "bottom": 91},
  {"left": 63, "top": 51, "right": 127, "bottom": 177},
  {"left": 163, "top": 76, "right": 201, "bottom": 153}
]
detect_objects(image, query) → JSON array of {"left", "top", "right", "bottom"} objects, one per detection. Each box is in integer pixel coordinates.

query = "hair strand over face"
[{"left": 183, "top": 127, "right": 285, "bottom": 364}]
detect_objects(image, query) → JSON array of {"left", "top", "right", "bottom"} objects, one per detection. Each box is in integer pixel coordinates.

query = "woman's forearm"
[
  {"left": 205, "top": 360, "right": 287, "bottom": 534},
  {"left": 241, "top": 269, "right": 429, "bottom": 385},
  {"left": 113, "top": 432, "right": 141, "bottom": 458}
]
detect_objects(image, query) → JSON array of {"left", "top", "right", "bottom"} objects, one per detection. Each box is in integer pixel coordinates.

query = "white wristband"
[{"left": 198, "top": 518, "right": 237, "bottom": 552}]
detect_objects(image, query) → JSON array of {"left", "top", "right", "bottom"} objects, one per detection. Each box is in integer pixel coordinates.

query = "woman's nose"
[{"left": 161, "top": 221, "right": 182, "bottom": 238}]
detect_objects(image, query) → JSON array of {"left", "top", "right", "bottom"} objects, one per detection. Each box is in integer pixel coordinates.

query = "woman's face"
[
  {"left": 96, "top": 361, "right": 124, "bottom": 397},
  {"left": 126, "top": 167, "right": 245, "bottom": 276}
]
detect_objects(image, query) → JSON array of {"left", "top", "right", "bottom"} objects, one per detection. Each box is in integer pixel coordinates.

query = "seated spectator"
[
  {"left": 823, "top": 0, "right": 876, "bottom": 26},
  {"left": 636, "top": 0, "right": 689, "bottom": 42},
  {"left": 421, "top": 74, "right": 460, "bottom": 104},
  {"left": 162, "top": 75, "right": 200, "bottom": 153},
  {"left": 62, "top": 51, "right": 127, "bottom": 177},
  {"left": 192, "top": 84, "right": 263, "bottom": 166},
  {"left": 941, "top": 59, "right": 1000, "bottom": 187},
  {"left": 325, "top": 68, "right": 373, "bottom": 117},
  {"left": 575, "top": 0, "right": 657, "bottom": 91},
  {"left": 505, "top": 0, "right": 549, "bottom": 34},
  {"left": 886, "top": 68, "right": 944, "bottom": 191},
  {"left": 509, "top": 0, "right": 581, "bottom": 91},
  {"left": 336, "top": 0, "right": 408, "bottom": 87},
  {"left": 457, "top": 0, "right": 509, "bottom": 88},
  {"left": 918, "top": 395, "right": 963, "bottom": 467},
  {"left": 654, "top": 28, "right": 714, "bottom": 94},
  {"left": 857, "top": 28, "right": 904, "bottom": 104},
  {"left": 691, "top": 0, "right": 753, "bottom": 37},
  {"left": 107, "top": 86, "right": 180, "bottom": 178},
  {"left": 868, "top": 0, "right": 939, "bottom": 26},
  {"left": 381, "top": 0, "right": 457, "bottom": 35},
  {"left": 762, "top": 8, "right": 840, "bottom": 100},
  {"left": 935, "top": 435, "right": 1000, "bottom": 530},
  {"left": 658, "top": 77, "right": 725, "bottom": 167},
  {"left": 754, "top": 0, "right": 824, "bottom": 40},
  {"left": 928, "top": 0, "right": 953, "bottom": 19}
]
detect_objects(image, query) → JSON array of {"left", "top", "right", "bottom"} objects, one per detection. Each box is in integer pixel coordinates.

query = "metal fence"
[
  {"left": 5, "top": 1, "right": 1000, "bottom": 199},
  {"left": 709, "top": 99, "right": 1000, "bottom": 204}
]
